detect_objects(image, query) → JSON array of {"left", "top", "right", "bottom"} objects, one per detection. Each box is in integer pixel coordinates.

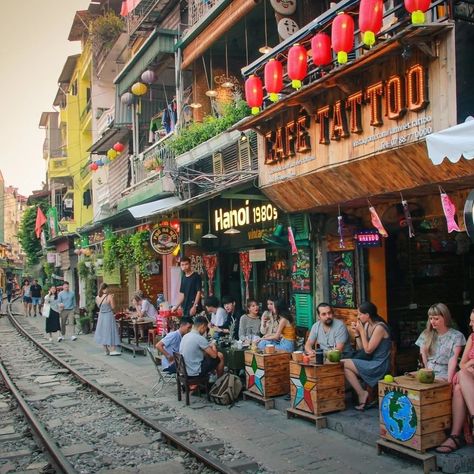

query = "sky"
[{"left": 0, "top": 0, "right": 90, "bottom": 196}]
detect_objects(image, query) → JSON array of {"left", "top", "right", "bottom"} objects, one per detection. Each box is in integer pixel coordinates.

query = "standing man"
[
  {"left": 156, "top": 317, "right": 193, "bottom": 373},
  {"left": 172, "top": 257, "right": 202, "bottom": 318},
  {"left": 179, "top": 316, "right": 224, "bottom": 378},
  {"left": 30, "top": 279, "right": 43, "bottom": 317},
  {"left": 6, "top": 278, "right": 13, "bottom": 303},
  {"left": 57, "top": 281, "right": 77, "bottom": 341},
  {"left": 305, "top": 302, "right": 351, "bottom": 355}
]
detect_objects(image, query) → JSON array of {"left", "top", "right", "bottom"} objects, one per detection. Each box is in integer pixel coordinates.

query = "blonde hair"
[{"left": 423, "top": 303, "right": 453, "bottom": 355}]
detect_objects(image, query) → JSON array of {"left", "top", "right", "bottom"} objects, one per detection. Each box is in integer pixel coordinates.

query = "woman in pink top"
[{"left": 436, "top": 311, "right": 474, "bottom": 453}]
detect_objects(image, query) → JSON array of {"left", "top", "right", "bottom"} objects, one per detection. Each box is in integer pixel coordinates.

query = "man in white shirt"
[{"left": 204, "top": 296, "right": 228, "bottom": 339}]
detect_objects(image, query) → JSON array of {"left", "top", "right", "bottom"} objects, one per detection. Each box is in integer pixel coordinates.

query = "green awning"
[{"left": 114, "top": 28, "right": 177, "bottom": 96}]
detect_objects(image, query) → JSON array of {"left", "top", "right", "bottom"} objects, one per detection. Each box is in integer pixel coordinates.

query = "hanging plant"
[
  {"left": 89, "top": 11, "right": 124, "bottom": 51},
  {"left": 130, "top": 231, "right": 153, "bottom": 278},
  {"left": 78, "top": 260, "right": 90, "bottom": 279},
  {"left": 103, "top": 236, "right": 119, "bottom": 272}
]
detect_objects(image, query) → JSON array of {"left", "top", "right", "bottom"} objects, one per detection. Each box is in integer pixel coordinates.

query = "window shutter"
[
  {"left": 212, "top": 152, "right": 223, "bottom": 176},
  {"left": 294, "top": 294, "right": 314, "bottom": 329},
  {"left": 238, "top": 140, "right": 252, "bottom": 171}
]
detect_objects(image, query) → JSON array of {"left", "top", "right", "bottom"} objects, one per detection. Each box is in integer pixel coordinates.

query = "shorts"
[
  {"left": 163, "top": 365, "right": 176, "bottom": 374},
  {"left": 23, "top": 296, "right": 32, "bottom": 304},
  {"left": 196, "top": 356, "right": 219, "bottom": 377},
  {"left": 31, "top": 297, "right": 41, "bottom": 305}
]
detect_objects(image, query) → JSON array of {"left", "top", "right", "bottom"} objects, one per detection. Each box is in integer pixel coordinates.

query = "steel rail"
[
  {"left": 7, "top": 308, "right": 239, "bottom": 474},
  {"left": 0, "top": 361, "right": 78, "bottom": 474}
]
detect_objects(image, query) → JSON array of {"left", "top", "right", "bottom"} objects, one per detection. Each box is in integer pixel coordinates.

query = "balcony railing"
[
  {"left": 126, "top": 0, "right": 162, "bottom": 37},
  {"left": 130, "top": 133, "right": 175, "bottom": 188},
  {"left": 189, "top": 0, "right": 222, "bottom": 26}
]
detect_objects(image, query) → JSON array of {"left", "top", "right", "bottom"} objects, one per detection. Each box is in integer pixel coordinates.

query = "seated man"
[
  {"left": 156, "top": 317, "right": 193, "bottom": 373},
  {"left": 179, "top": 315, "right": 224, "bottom": 378},
  {"left": 204, "top": 296, "right": 228, "bottom": 339},
  {"left": 305, "top": 302, "right": 351, "bottom": 355}
]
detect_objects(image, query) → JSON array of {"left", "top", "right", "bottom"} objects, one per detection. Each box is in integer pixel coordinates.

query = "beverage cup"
[{"left": 315, "top": 349, "right": 324, "bottom": 365}]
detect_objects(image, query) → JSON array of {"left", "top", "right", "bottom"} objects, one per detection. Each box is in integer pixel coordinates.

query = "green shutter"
[
  {"left": 294, "top": 293, "right": 313, "bottom": 329},
  {"left": 290, "top": 213, "right": 310, "bottom": 241}
]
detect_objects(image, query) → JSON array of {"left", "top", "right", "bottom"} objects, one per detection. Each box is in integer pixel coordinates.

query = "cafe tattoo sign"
[
  {"left": 150, "top": 225, "right": 179, "bottom": 255},
  {"left": 263, "top": 62, "right": 432, "bottom": 183}
]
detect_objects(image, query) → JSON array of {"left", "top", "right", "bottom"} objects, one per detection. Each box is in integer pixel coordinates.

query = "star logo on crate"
[
  {"left": 245, "top": 355, "right": 265, "bottom": 395},
  {"left": 290, "top": 367, "right": 316, "bottom": 411}
]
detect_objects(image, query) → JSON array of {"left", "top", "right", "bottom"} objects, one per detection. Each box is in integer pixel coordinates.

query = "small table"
[
  {"left": 286, "top": 360, "right": 345, "bottom": 428},
  {"left": 118, "top": 318, "right": 154, "bottom": 357},
  {"left": 219, "top": 347, "right": 245, "bottom": 374},
  {"left": 378, "top": 375, "right": 452, "bottom": 453}
]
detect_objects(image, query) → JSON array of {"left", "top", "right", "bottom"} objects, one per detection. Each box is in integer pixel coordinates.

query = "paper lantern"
[
  {"left": 120, "top": 92, "right": 134, "bottom": 105},
  {"left": 131, "top": 82, "right": 148, "bottom": 96},
  {"left": 113, "top": 142, "right": 125, "bottom": 153},
  {"left": 287, "top": 43, "right": 307, "bottom": 90},
  {"left": 359, "top": 0, "right": 384, "bottom": 46},
  {"left": 141, "top": 70, "right": 155, "bottom": 84},
  {"left": 89, "top": 162, "right": 99, "bottom": 171},
  {"left": 404, "top": 0, "right": 431, "bottom": 24},
  {"left": 170, "top": 218, "right": 180, "bottom": 232},
  {"left": 311, "top": 32, "right": 332, "bottom": 67},
  {"left": 264, "top": 59, "right": 283, "bottom": 102},
  {"left": 245, "top": 75, "right": 263, "bottom": 115},
  {"left": 107, "top": 149, "right": 118, "bottom": 160},
  {"left": 102, "top": 157, "right": 110, "bottom": 165},
  {"left": 332, "top": 12, "right": 354, "bottom": 64},
  {"left": 97, "top": 159, "right": 104, "bottom": 167}
]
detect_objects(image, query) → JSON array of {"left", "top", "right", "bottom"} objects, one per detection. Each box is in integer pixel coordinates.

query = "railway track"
[{"left": 0, "top": 304, "right": 263, "bottom": 474}]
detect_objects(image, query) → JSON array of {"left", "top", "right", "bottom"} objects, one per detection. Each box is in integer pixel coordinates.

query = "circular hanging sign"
[
  {"left": 150, "top": 225, "right": 179, "bottom": 255},
  {"left": 464, "top": 189, "right": 474, "bottom": 241},
  {"left": 270, "top": 0, "right": 297, "bottom": 15},
  {"left": 277, "top": 18, "right": 299, "bottom": 40}
]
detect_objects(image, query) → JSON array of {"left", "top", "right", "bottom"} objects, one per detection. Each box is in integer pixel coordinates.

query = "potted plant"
[{"left": 79, "top": 314, "right": 93, "bottom": 335}]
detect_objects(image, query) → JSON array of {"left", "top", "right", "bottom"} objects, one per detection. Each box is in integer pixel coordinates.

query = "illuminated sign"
[
  {"left": 150, "top": 225, "right": 179, "bottom": 255},
  {"left": 265, "top": 64, "right": 428, "bottom": 164},
  {"left": 214, "top": 200, "right": 279, "bottom": 232},
  {"left": 355, "top": 230, "right": 382, "bottom": 248}
]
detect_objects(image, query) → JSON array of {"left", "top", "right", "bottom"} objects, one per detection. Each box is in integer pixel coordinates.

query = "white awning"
[
  {"left": 426, "top": 120, "right": 474, "bottom": 165},
  {"left": 128, "top": 196, "right": 186, "bottom": 219}
]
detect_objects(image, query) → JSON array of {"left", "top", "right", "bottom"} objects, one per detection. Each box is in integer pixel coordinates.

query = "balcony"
[
  {"left": 126, "top": 0, "right": 174, "bottom": 38},
  {"left": 189, "top": 0, "right": 223, "bottom": 27},
  {"left": 48, "top": 158, "right": 69, "bottom": 179}
]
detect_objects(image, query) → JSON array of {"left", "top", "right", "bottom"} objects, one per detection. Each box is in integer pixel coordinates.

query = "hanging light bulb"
[
  {"left": 190, "top": 61, "right": 202, "bottom": 109},
  {"left": 259, "top": 0, "right": 272, "bottom": 54},
  {"left": 223, "top": 200, "right": 241, "bottom": 234},
  {"left": 202, "top": 202, "right": 218, "bottom": 239},
  {"left": 205, "top": 50, "right": 218, "bottom": 98},
  {"left": 222, "top": 37, "right": 234, "bottom": 89}
]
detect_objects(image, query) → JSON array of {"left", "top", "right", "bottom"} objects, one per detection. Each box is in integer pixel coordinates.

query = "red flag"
[{"left": 35, "top": 207, "right": 47, "bottom": 239}]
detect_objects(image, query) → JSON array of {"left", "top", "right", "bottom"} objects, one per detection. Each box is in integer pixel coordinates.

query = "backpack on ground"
[{"left": 209, "top": 373, "right": 242, "bottom": 406}]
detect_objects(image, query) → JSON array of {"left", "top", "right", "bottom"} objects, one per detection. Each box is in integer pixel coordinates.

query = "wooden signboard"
[
  {"left": 288, "top": 361, "right": 345, "bottom": 419},
  {"left": 291, "top": 246, "right": 311, "bottom": 293},
  {"left": 378, "top": 376, "right": 452, "bottom": 452},
  {"left": 244, "top": 351, "right": 291, "bottom": 398},
  {"left": 327, "top": 251, "right": 356, "bottom": 309}
]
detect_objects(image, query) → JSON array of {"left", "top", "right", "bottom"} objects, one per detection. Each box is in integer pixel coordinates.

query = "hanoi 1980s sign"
[{"left": 150, "top": 225, "right": 179, "bottom": 255}]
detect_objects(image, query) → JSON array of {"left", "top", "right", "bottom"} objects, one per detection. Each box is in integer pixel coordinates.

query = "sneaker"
[
  {"left": 109, "top": 351, "right": 121, "bottom": 356},
  {"left": 57, "top": 336, "right": 63, "bottom": 342},
  {"left": 71, "top": 335, "right": 77, "bottom": 341}
]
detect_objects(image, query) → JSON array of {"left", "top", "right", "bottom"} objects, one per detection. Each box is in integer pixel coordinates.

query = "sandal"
[
  {"left": 435, "top": 435, "right": 464, "bottom": 453},
  {"left": 355, "top": 391, "right": 370, "bottom": 411}
]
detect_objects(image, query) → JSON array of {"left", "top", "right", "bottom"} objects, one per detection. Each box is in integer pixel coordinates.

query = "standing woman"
[
  {"left": 260, "top": 297, "right": 279, "bottom": 337},
  {"left": 44, "top": 286, "right": 61, "bottom": 342},
  {"left": 21, "top": 279, "right": 32, "bottom": 316},
  {"left": 258, "top": 300, "right": 296, "bottom": 352},
  {"left": 416, "top": 303, "right": 465, "bottom": 382},
  {"left": 94, "top": 283, "right": 121, "bottom": 356},
  {"left": 342, "top": 302, "right": 391, "bottom": 411}
]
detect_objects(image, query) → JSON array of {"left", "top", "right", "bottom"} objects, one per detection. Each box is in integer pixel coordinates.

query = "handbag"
[{"left": 42, "top": 302, "right": 51, "bottom": 318}]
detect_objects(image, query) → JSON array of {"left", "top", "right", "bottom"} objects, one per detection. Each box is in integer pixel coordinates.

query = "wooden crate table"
[
  {"left": 286, "top": 361, "right": 345, "bottom": 428},
  {"left": 378, "top": 375, "right": 452, "bottom": 454},
  {"left": 243, "top": 351, "right": 291, "bottom": 409}
]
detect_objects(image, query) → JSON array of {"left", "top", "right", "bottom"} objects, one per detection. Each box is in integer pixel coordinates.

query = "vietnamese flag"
[{"left": 35, "top": 207, "right": 47, "bottom": 239}]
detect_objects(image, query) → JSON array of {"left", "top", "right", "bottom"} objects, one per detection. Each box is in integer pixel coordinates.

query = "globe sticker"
[
  {"left": 270, "top": 0, "right": 297, "bottom": 15},
  {"left": 381, "top": 390, "right": 417, "bottom": 442},
  {"left": 277, "top": 18, "right": 299, "bottom": 40}
]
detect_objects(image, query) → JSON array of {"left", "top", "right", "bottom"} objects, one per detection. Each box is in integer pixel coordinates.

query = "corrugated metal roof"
[{"left": 58, "top": 55, "right": 80, "bottom": 84}]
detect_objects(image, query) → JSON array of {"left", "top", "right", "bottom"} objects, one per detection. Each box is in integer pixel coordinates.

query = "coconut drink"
[
  {"left": 417, "top": 368, "right": 435, "bottom": 384},
  {"left": 326, "top": 349, "right": 341, "bottom": 363}
]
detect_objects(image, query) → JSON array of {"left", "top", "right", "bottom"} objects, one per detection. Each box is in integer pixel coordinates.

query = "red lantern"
[
  {"left": 264, "top": 59, "right": 283, "bottom": 102},
  {"left": 404, "top": 0, "right": 431, "bottom": 24},
  {"left": 170, "top": 218, "right": 180, "bottom": 232},
  {"left": 359, "top": 0, "right": 384, "bottom": 47},
  {"left": 332, "top": 12, "right": 354, "bottom": 65},
  {"left": 245, "top": 75, "right": 263, "bottom": 115},
  {"left": 89, "top": 162, "right": 99, "bottom": 171},
  {"left": 113, "top": 142, "right": 125, "bottom": 153},
  {"left": 287, "top": 43, "right": 307, "bottom": 90},
  {"left": 311, "top": 32, "right": 332, "bottom": 67}
]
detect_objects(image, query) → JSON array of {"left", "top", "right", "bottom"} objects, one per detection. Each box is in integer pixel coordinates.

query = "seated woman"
[
  {"left": 258, "top": 300, "right": 296, "bottom": 352},
  {"left": 436, "top": 309, "right": 473, "bottom": 453},
  {"left": 260, "top": 297, "right": 279, "bottom": 337},
  {"left": 238, "top": 299, "right": 261, "bottom": 341},
  {"left": 342, "top": 301, "right": 391, "bottom": 411},
  {"left": 415, "top": 303, "right": 465, "bottom": 383}
]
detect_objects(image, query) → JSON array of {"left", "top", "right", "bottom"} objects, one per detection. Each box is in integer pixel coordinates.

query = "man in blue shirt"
[
  {"left": 57, "top": 281, "right": 77, "bottom": 342},
  {"left": 155, "top": 317, "right": 193, "bottom": 373}
]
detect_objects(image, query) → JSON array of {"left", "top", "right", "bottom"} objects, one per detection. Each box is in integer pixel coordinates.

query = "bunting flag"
[
  {"left": 288, "top": 227, "right": 298, "bottom": 255},
  {"left": 35, "top": 207, "right": 47, "bottom": 239},
  {"left": 120, "top": 0, "right": 142, "bottom": 17},
  {"left": 401, "top": 199, "right": 415, "bottom": 238},
  {"left": 440, "top": 190, "right": 461, "bottom": 233},
  {"left": 369, "top": 205, "right": 388, "bottom": 237}
]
